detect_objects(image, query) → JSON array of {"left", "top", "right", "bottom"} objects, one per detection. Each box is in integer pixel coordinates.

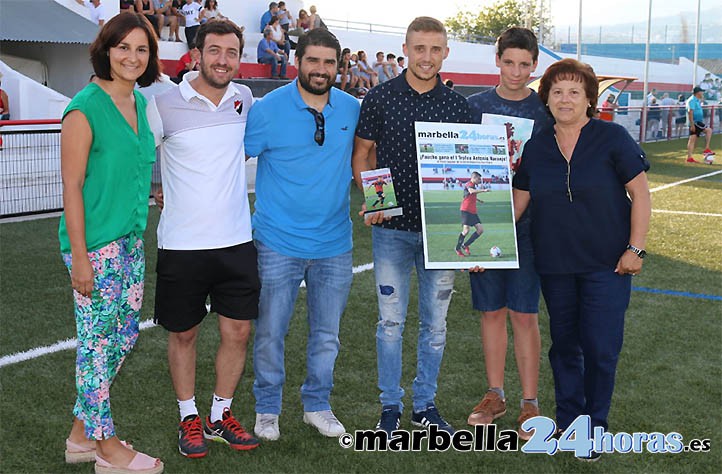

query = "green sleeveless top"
[{"left": 58, "top": 83, "right": 155, "bottom": 253}]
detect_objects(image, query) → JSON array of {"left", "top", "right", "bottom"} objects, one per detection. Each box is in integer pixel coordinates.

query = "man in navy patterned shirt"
[
  {"left": 352, "top": 16, "right": 471, "bottom": 436},
  {"left": 465, "top": 27, "right": 553, "bottom": 440}
]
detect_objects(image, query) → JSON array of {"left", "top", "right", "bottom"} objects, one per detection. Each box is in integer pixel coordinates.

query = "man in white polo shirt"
[
  {"left": 74, "top": 0, "right": 109, "bottom": 26},
  {"left": 148, "top": 21, "right": 259, "bottom": 459}
]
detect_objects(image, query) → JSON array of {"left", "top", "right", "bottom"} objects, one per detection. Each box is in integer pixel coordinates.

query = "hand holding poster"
[{"left": 415, "top": 122, "right": 519, "bottom": 270}]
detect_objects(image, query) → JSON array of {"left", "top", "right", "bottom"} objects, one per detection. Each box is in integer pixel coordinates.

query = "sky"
[{"left": 302, "top": 0, "right": 713, "bottom": 29}]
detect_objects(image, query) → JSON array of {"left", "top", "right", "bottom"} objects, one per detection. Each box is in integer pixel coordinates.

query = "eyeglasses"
[{"left": 306, "top": 108, "right": 325, "bottom": 146}]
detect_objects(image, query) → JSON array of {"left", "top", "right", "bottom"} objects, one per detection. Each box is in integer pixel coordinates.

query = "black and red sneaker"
[
  {"left": 204, "top": 408, "right": 260, "bottom": 451},
  {"left": 179, "top": 414, "right": 208, "bottom": 458}
]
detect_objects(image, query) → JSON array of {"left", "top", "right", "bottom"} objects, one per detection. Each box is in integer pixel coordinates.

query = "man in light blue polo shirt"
[
  {"left": 257, "top": 28, "right": 288, "bottom": 79},
  {"left": 245, "top": 28, "right": 360, "bottom": 442}
]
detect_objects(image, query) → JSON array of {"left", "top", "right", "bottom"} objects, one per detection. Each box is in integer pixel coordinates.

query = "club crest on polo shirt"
[{"left": 235, "top": 100, "right": 243, "bottom": 115}]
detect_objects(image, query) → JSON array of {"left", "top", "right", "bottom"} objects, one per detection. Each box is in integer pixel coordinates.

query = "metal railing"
[
  {"left": 1, "top": 120, "right": 63, "bottom": 217},
  {"left": 599, "top": 105, "right": 720, "bottom": 143},
  {"left": 0, "top": 120, "right": 163, "bottom": 218},
  {"left": 324, "top": 18, "right": 496, "bottom": 44}
]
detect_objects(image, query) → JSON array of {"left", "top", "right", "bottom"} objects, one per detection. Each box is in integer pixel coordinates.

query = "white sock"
[
  {"left": 178, "top": 396, "right": 198, "bottom": 421},
  {"left": 210, "top": 393, "right": 233, "bottom": 423}
]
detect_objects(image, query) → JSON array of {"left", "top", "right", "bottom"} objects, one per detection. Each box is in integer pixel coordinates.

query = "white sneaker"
[
  {"left": 303, "top": 410, "right": 345, "bottom": 437},
  {"left": 254, "top": 413, "right": 280, "bottom": 441}
]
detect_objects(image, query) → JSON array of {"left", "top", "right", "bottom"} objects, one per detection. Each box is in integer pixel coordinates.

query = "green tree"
[{"left": 445, "top": 0, "right": 553, "bottom": 45}]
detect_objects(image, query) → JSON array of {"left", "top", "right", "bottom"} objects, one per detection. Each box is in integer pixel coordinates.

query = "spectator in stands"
[
  {"left": 120, "top": 0, "right": 135, "bottom": 10},
  {"left": 199, "top": 0, "right": 225, "bottom": 23},
  {"left": 646, "top": 97, "right": 661, "bottom": 140},
  {"left": 674, "top": 94, "right": 687, "bottom": 137},
  {"left": 686, "top": 86, "right": 715, "bottom": 163},
  {"left": 278, "top": 1, "right": 294, "bottom": 31},
  {"left": 60, "top": 12, "right": 163, "bottom": 472},
  {"left": 337, "top": 48, "right": 354, "bottom": 90},
  {"left": 646, "top": 87, "right": 657, "bottom": 105},
  {"left": 308, "top": 5, "right": 325, "bottom": 30},
  {"left": 0, "top": 78, "right": 9, "bottom": 120},
  {"left": 297, "top": 9, "right": 310, "bottom": 32},
  {"left": 181, "top": 0, "right": 202, "bottom": 48},
  {"left": 260, "top": 2, "right": 279, "bottom": 32},
  {"left": 153, "top": 0, "right": 181, "bottom": 41},
  {"left": 599, "top": 93, "right": 618, "bottom": 122},
  {"left": 660, "top": 92, "right": 676, "bottom": 135},
  {"left": 277, "top": 1, "right": 295, "bottom": 49},
  {"left": 135, "top": 0, "right": 162, "bottom": 37},
  {"left": 356, "top": 50, "right": 377, "bottom": 87},
  {"left": 174, "top": 48, "right": 199, "bottom": 82},
  {"left": 397, "top": 56, "right": 405, "bottom": 69},
  {"left": 267, "top": 15, "right": 290, "bottom": 56},
  {"left": 257, "top": 28, "right": 288, "bottom": 79},
  {"left": 373, "top": 51, "right": 389, "bottom": 83},
  {"left": 698, "top": 73, "right": 713, "bottom": 96},
  {"left": 75, "top": 0, "right": 109, "bottom": 27},
  {"left": 385, "top": 53, "right": 399, "bottom": 80},
  {"left": 348, "top": 53, "right": 363, "bottom": 88}
]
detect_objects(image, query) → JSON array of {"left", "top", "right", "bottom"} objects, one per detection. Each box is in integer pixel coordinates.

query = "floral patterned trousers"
[{"left": 62, "top": 235, "right": 145, "bottom": 440}]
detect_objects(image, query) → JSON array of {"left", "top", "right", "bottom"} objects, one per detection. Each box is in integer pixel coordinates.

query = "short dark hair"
[
  {"left": 194, "top": 20, "right": 245, "bottom": 52},
  {"left": 397, "top": 56, "right": 405, "bottom": 63},
  {"left": 471, "top": 171, "right": 481, "bottom": 178},
  {"left": 296, "top": 28, "right": 341, "bottom": 64},
  {"left": 496, "top": 27, "right": 539, "bottom": 62},
  {"left": 89, "top": 12, "right": 160, "bottom": 87},
  {"left": 538, "top": 58, "right": 599, "bottom": 118},
  {"left": 386, "top": 53, "right": 395, "bottom": 60},
  {"left": 269, "top": 2, "right": 277, "bottom": 9},
  {"left": 406, "top": 17, "right": 446, "bottom": 44}
]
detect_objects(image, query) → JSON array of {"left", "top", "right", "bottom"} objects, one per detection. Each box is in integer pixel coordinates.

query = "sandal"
[
  {"left": 65, "top": 439, "right": 133, "bottom": 464},
  {"left": 95, "top": 452, "right": 163, "bottom": 474}
]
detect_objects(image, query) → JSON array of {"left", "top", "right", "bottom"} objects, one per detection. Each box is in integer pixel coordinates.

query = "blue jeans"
[
  {"left": 253, "top": 240, "right": 353, "bottom": 414},
  {"left": 258, "top": 54, "right": 287, "bottom": 78},
  {"left": 372, "top": 226, "right": 455, "bottom": 412},
  {"left": 540, "top": 270, "right": 631, "bottom": 431}
]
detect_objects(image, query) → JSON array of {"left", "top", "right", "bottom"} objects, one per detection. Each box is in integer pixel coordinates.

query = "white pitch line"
[
  {"left": 0, "top": 319, "right": 158, "bottom": 368},
  {"left": 653, "top": 209, "right": 722, "bottom": 217},
  {"left": 650, "top": 169, "right": 722, "bottom": 193},
  {"left": 0, "top": 263, "right": 375, "bottom": 369}
]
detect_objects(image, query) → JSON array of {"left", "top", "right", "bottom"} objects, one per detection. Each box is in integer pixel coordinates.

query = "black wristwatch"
[{"left": 626, "top": 244, "right": 646, "bottom": 259}]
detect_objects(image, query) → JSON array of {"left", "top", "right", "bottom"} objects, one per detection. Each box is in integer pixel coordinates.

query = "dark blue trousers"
[{"left": 540, "top": 270, "right": 631, "bottom": 431}]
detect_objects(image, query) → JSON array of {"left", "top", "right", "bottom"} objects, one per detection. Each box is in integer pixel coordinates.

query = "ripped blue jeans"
[{"left": 372, "top": 226, "right": 455, "bottom": 412}]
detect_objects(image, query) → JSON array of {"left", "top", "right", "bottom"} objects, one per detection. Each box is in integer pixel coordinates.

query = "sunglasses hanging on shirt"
[{"left": 306, "top": 108, "right": 325, "bottom": 146}]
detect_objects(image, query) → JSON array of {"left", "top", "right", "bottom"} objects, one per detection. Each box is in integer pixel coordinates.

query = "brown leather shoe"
[
  {"left": 467, "top": 390, "right": 506, "bottom": 426},
  {"left": 517, "top": 401, "right": 540, "bottom": 441}
]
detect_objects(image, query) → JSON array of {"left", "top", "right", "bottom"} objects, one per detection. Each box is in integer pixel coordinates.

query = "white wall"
[
  {"left": 0, "top": 60, "right": 70, "bottom": 120},
  {"left": 0, "top": 42, "right": 93, "bottom": 98}
]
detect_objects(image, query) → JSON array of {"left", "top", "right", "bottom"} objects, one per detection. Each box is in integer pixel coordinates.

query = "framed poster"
[
  {"left": 360, "top": 167, "right": 403, "bottom": 218},
  {"left": 415, "top": 122, "right": 519, "bottom": 270}
]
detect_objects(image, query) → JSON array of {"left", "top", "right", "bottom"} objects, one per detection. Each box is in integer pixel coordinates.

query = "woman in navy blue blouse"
[{"left": 513, "top": 58, "right": 651, "bottom": 460}]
